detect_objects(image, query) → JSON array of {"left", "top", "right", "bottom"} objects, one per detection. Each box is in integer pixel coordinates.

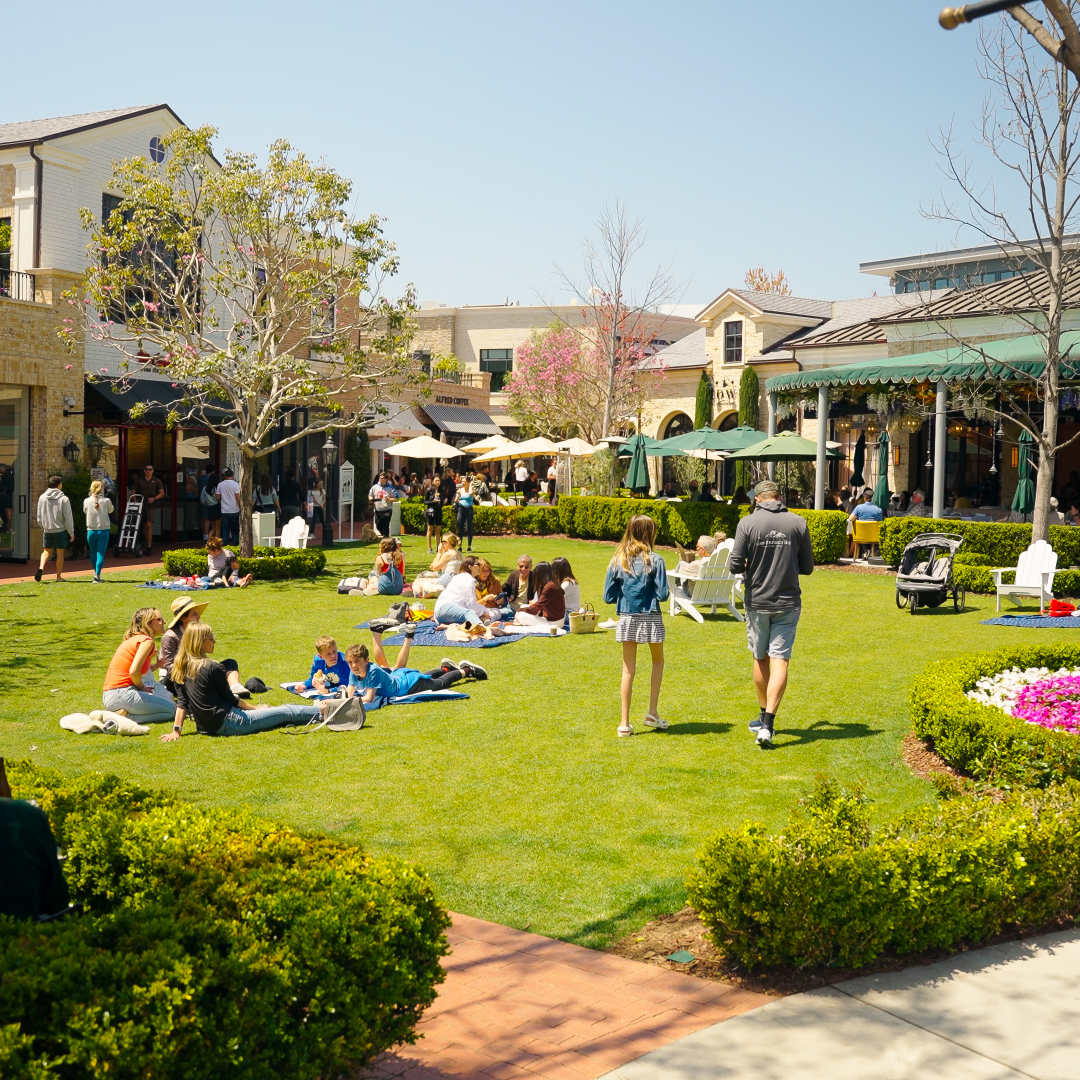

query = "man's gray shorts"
[{"left": 745, "top": 607, "right": 801, "bottom": 660}]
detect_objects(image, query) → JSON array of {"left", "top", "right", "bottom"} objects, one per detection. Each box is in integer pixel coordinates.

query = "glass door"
[{"left": 0, "top": 385, "right": 29, "bottom": 560}]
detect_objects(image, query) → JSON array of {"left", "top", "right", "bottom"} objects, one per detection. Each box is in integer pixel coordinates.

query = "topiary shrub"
[
  {"left": 910, "top": 643, "right": 1080, "bottom": 788},
  {"left": 1, "top": 762, "right": 450, "bottom": 1080},
  {"left": 686, "top": 776, "right": 1080, "bottom": 971},
  {"left": 162, "top": 545, "right": 326, "bottom": 580},
  {"left": 789, "top": 510, "right": 847, "bottom": 563}
]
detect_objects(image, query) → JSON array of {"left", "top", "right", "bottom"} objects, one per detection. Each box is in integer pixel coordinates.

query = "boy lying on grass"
[
  {"left": 292, "top": 635, "right": 351, "bottom": 695},
  {"left": 344, "top": 629, "right": 486, "bottom": 709}
]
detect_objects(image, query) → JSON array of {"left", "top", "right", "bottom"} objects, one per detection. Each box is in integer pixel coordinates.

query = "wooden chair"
[
  {"left": 668, "top": 546, "right": 744, "bottom": 623},
  {"left": 269, "top": 515, "right": 311, "bottom": 549},
  {"left": 992, "top": 539, "right": 1059, "bottom": 611},
  {"left": 852, "top": 519, "right": 881, "bottom": 559}
]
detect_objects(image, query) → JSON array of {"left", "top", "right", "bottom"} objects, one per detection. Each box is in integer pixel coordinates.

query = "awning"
[
  {"left": 85, "top": 378, "right": 234, "bottom": 424},
  {"left": 420, "top": 404, "right": 502, "bottom": 436},
  {"left": 362, "top": 400, "right": 429, "bottom": 438},
  {"left": 764, "top": 331, "right": 1080, "bottom": 394}
]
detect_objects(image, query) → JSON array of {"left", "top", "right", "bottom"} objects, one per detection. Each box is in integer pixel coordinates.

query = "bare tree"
[
  {"left": 925, "top": 6, "right": 1080, "bottom": 540},
  {"left": 743, "top": 266, "right": 791, "bottom": 295}
]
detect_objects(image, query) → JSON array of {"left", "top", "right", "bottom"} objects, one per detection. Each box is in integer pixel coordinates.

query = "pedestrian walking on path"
[
  {"left": 83, "top": 479, "right": 114, "bottom": 582},
  {"left": 728, "top": 480, "right": 814, "bottom": 748},
  {"left": 35, "top": 475, "right": 74, "bottom": 583}
]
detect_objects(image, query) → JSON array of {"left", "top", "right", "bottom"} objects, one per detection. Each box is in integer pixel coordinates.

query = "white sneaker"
[
  {"left": 756, "top": 726, "right": 774, "bottom": 749},
  {"left": 643, "top": 713, "right": 669, "bottom": 730},
  {"left": 598, "top": 618, "right": 618, "bottom": 630}
]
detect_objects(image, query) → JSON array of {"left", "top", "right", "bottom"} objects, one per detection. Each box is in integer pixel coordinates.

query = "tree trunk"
[{"left": 238, "top": 450, "right": 256, "bottom": 557}]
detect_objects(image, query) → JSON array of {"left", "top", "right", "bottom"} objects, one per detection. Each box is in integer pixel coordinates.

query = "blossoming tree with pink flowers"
[{"left": 60, "top": 125, "right": 418, "bottom": 556}]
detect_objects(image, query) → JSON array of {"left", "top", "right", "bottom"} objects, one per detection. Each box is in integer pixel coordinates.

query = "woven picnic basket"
[{"left": 568, "top": 603, "right": 599, "bottom": 634}]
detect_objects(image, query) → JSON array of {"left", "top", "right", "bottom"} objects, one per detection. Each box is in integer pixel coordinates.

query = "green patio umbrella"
[
  {"left": 726, "top": 430, "right": 841, "bottom": 503},
  {"left": 653, "top": 425, "right": 767, "bottom": 455},
  {"left": 849, "top": 432, "right": 866, "bottom": 488},
  {"left": 1011, "top": 428, "right": 1036, "bottom": 517},
  {"left": 615, "top": 434, "right": 670, "bottom": 458},
  {"left": 872, "top": 430, "right": 891, "bottom": 513},
  {"left": 624, "top": 438, "right": 651, "bottom": 493}
]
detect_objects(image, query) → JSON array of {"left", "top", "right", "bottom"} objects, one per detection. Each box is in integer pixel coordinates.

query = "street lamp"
[
  {"left": 939, "top": 1, "right": 1033, "bottom": 30},
  {"left": 321, "top": 433, "right": 338, "bottom": 546},
  {"left": 87, "top": 433, "right": 107, "bottom": 469},
  {"left": 62, "top": 436, "right": 80, "bottom": 464}
]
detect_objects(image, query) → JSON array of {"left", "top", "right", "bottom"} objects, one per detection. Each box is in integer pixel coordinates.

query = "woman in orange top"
[{"left": 102, "top": 607, "right": 176, "bottom": 722}]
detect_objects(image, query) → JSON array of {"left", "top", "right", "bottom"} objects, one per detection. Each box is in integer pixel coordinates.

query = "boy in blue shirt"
[
  {"left": 344, "top": 631, "right": 486, "bottom": 710},
  {"left": 292, "top": 635, "right": 352, "bottom": 696}
]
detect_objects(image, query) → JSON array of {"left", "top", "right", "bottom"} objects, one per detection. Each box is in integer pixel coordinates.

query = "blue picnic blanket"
[
  {"left": 368, "top": 626, "right": 530, "bottom": 649},
  {"left": 980, "top": 615, "right": 1080, "bottom": 628},
  {"left": 282, "top": 683, "right": 468, "bottom": 710},
  {"left": 139, "top": 579, "right": 211, "bottom": 591}
]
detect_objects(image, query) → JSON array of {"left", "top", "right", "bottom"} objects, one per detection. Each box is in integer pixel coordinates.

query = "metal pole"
[
  {"left": 815, "top": 384, "right": 828, "bottom": 510},
  {"left": 939, "top": 1, "right": 1033, "bottom": 30},
  {"left": 933, "top": 379, "right": 948, "bottom": 519},
  {"left": 767, "top": 392, "right": 777, "bottom": 482}
]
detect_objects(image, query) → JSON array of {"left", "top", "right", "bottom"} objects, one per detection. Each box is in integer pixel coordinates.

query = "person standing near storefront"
[
  {"left": 131, "top": 464, "right": 164, "bottom": 556},
  {"left": 216, "top": 468, "right": 241, "bottom": 546},
  {"left": 34, "top": 476, "right": 74, "bottom": 583}
]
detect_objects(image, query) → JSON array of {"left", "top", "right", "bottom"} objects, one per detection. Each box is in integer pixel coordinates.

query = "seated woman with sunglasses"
[{"left": 160, "top": 622, "right": 329, "bottom": 740}]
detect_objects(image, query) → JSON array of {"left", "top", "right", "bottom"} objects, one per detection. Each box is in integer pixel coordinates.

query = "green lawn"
[{"left": 1, "top": 536, "right": 1069, "bottom": 948}]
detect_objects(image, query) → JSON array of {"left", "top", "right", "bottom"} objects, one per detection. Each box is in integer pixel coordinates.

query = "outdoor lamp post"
[
  {"left": 939, "top": 1, "right": 1034, "bottom": 29},
  {"left": 86, "top": 433, "right": 107, "bottom": 470},
  {"left": 62, "top": 436, "right": 80, "bottom": 464},
  {"left": 321, "top": 433, "right": 338, "bottom": 547}
]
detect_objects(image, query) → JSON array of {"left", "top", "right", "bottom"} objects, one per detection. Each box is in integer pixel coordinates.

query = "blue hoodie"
[{"left": 603, "top": 554, "right": 669, "bottom": 615}]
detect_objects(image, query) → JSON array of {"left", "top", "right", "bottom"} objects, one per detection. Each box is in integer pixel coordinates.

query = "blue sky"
[{"left": 7, "top": 0, "right": 992, "bottom": 306}]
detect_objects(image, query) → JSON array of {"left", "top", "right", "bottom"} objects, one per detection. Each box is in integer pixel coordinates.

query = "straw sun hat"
[{"left": 168, "top": 595, "right": 209, "bottom": 629}]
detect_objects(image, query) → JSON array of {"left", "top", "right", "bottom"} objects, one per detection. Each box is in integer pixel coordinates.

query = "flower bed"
[{"left": 969, "top": 666, "right": 1080, "bottom": 734}]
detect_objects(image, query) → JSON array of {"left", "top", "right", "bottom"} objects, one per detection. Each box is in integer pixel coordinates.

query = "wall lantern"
[
  {"left": 86, "top": 433, "right": 107, "bottom": 469},
  {"left": 322, "top": 433, "right": 339, "bottom": 469},
  {"left": 62, "top": 436, "right": 81, "bottom": 464},
  {"left": 1011, "top": 446, "right": 1019, "bottom": 468},
  {"left": 893, "top": 447, "right": 901, "bottom": 465}
]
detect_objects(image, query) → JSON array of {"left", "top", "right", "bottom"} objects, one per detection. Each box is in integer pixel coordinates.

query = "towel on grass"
[
  {"left": 980, "top": 615, "right": 1080, "bottom": 628},
  {"left": 280, "top": 683, "right": 467, "bottom": 709}
]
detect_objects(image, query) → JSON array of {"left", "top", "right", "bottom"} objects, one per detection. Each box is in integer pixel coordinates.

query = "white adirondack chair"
[
  {"left": 669, "top": 545, "right": 744, "bottom": 622},
  {"left": 269, "top": 515, "right": 311, "bottom": 550},
  {"left": 992, "top": 539, "right": 1059, "bottom": 611}
]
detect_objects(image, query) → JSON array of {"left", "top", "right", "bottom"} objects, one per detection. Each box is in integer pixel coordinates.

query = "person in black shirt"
[
  {"left": 160, "top": 622, "right": 325, "bottom": 740},
  {"left": 278, "top": 467, "right": 304, "bottom": 523},
  {"left": 424, "top": 476, "right": 447, "bottom": 553}
]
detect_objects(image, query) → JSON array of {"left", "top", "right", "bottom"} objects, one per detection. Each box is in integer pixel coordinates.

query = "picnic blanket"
[
  {"left": 354, "top": 620, "right": 567, "bottom": 649},
  {"left": 139, "top": 578, "right": 211, "bottom": 591},
  {"left": 280, "top": 683, "right": 468, "bottom": 710},
  {"left": 980, "top": 615, "right": 1080, "bottom": 628}
]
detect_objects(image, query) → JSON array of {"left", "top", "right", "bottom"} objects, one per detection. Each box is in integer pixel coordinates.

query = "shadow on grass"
[
  {"left": 774, "top": 720, "right": 884, "bottom": 748},
  {"left": 665, "top": 722, "right": 732, "bottom": 736},
  {"left": 562, "top": 878, "right": 686, "bottom": 951}
]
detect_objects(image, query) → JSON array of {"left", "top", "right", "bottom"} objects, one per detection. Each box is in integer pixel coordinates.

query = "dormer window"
[{"left": 723, "top": 320, "right": 743, "bottom": 364}]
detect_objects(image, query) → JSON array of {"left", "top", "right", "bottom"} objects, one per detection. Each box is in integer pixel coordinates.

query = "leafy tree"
[
  {"left": 61, "top": 126, "right": 417, "bottom": 555},
  {"left": 737, "top": 366, "right": 760, "bottom": 491},
  {"left": 695, "top": 369, "right": 713, "bottom": 430},
  {"left": 743, "top": 265, "right": 791, "bottom": 295}
]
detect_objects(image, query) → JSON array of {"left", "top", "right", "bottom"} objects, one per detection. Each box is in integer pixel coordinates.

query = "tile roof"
[
  {"left": 730, "top": 290, "right": 832, "bottom": 319},
  {"left": 639, "top": 328, "right": 707, "bottom": 370},
  {"left": 784, "top": 292, "right": 953, "bottom": 348},
  {"left": 0, "top": 105, "right": 174, "bottom": 149}
]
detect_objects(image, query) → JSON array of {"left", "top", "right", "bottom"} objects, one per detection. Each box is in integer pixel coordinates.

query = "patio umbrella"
[
  {"left": 1011, "top": 428, "right": 1036, "bottom": 516},
  {"left": 459, "top": 434, "right": 511, "bottom": 453},
  {"left": 513, "top": 436, "right": 562, "bottom": 456},
  {"left": 872, "top": 430, "right": 891, "bottom": 513},
  {"left": 555, "top": 437, "right": 598, "bottom": 456},
  {"left": 385, "top": 435, "right": 466, "bottom": 459},
  {"left": 726, "top": 430, "right": 841, "bottom": 504},
  {"left": 849, "top": 432, "right": 866, "bottom": 488},
  {"left": 470, "top": 441, "right": 524, "bottom": 463},
  {"left": 615, "top": 434, "right": 673, "bottom": 458},
  {"left": 624, "top": 438, "right": 651, "bottom": 493}
]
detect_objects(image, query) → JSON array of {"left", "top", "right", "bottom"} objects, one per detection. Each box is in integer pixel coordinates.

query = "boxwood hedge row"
[
  {"left": 162, "top": 545, "right": 327, "bottom": 580},
  {"left": 880, "top": 516, "right": 1080, "bottom": 569},
  {"left": 0, "top": 762, "right": 449, "bottom": 1080}
]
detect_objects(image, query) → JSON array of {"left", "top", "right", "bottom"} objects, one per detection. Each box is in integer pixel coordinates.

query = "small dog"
[{"left": 360, "top": 524, "right": 378, "bottom": 542}]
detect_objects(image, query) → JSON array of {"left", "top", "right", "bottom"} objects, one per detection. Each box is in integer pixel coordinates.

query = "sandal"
[
  {"left": 617, "top": 725, "right": 634, "bottom": 738},
  {"left": 643, "top": 713, "right": 669, "bottom": 730}
]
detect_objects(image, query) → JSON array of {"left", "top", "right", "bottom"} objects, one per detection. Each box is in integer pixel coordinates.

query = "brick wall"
[{"left": 0, "top": 164, "right": 13, "bottom": 221}]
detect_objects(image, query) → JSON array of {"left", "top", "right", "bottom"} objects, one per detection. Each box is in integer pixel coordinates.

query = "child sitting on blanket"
[
  {"left": 292, "top": 635, "right": 351, "bottom": 695},
  {"left": 209, "top": 555, "right": 253, "bottom": 589},
  {"left": 344, "top": 632, "right": 485, "bottom": 709}
]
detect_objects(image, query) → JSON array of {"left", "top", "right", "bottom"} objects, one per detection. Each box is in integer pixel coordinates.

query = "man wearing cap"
[
  {"left": 131, "top": 464, "right": 165, "bottom": 556},
  {"left": 159, "top": 596, "right": 258, "bottom": 699},
  {"left": 728, "top": 480, "right": 814, "bottom": 749}
]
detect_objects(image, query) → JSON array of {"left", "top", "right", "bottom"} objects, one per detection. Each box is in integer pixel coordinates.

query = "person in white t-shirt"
[
  {"left": 216, "top": 469, "right": 242, "bottom": 546},
  {"left": 514, "top": 460, "right": 528, "bottom": 496}
]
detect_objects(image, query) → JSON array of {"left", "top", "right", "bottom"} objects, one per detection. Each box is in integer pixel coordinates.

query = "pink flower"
[
  {"left": 65, "top": 364, "right": 73, "bottom": 370},
  {"left": 99, "top": 367, "right": 109, "bottom": 373}
]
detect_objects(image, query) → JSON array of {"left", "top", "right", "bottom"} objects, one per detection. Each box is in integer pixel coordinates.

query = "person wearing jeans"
[
  {"left": 102, "top": 608, "right": 176, "bottom": 723},
  {"left": 453, "top": 482, "right": 475, "bottom": 551},
  {"left": 83, "top": 479, "right": 113, "bottom": 583},
  {"left": 433, "top": 557, "right": 497, "bottom": 625},
  {"left": 215, "top": 703, "right": 321, "bottom": 736},
  {"left": 217, "top": 468, "right": 241, "bottom": 545}
]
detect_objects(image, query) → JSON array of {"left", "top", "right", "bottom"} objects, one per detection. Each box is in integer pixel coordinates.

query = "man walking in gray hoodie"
[
  {"left": 728, "top": 480, "right": 814, "bottom": 748},
  {"left": 35, "top": 476, "right": 75, "bottom": 583}
]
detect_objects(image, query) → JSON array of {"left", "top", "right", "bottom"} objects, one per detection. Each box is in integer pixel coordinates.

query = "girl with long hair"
[
  {"left": 101, "top": 607, "right": 175, "bottom": 722},
  {"left": 602, "top": 515, "right": 669, "bottom": 737},
  {"left": 425, "top": 476, "right": 447, "bottom": 553},
  {"left": 551, "top": 556, "right": 580, "bottom": 612},
  {"left": 83, "top": 479, "right": 114, "bottom": 583},
  {"left": 513, "top": 560, "right": 566, "bottom": 625}
]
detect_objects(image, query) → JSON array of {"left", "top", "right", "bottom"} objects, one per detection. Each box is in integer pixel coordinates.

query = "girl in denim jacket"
[{"left": 603, "top": 514, "right": 669, "bottom": 737}]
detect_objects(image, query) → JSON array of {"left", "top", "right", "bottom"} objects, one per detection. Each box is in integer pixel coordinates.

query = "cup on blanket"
[{"left": 549, "top": 626, "right": 558, "bottom": 637}]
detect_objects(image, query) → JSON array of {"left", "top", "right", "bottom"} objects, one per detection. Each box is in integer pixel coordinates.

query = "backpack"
[
  {"left": 337, "top": 575, "right": 365, "bottom": 595},
  {"left": 200, "top": 485, "right": 218, "bottom": 508}
]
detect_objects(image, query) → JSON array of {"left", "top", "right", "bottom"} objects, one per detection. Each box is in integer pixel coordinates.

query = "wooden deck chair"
[
  {"left": 270, "top": 516, "right": 311, "bottom": 549},
  {"left": 992, "top": 539, "right": 1058, "bottom": 611},
  {"left": 668, "top": 547, "right": 744, "bottom": 623}
]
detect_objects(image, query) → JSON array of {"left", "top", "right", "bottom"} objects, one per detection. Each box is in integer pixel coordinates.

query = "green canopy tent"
[
  {"left": 872, "top": 430, "right": 891, "bottom": 514},
  {"left": 726, "top": 431, "right": 841, "bottom": 505},
  {"left": 1011, "top": 428, "right": 1036, "bottom": 518}
]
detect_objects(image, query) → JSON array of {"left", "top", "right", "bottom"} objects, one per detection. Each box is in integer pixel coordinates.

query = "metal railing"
[
  {"left": 435, "top": 371, "right": 486, "bottom": 388},
  {"left": 0, "top": 269, "right": 36, "bottom": 302}
]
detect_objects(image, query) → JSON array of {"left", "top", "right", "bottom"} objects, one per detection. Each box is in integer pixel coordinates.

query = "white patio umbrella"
[
  {"left": 513, "top": 436, "right": 561, "bottom": 456},
  {"left": 385, "top": 434, "right": 466, "bottom": 459},
  {"left": 556, "top": 437, "right": 598, "bottom": 456},
  {"left": 459, "top": 434, "right": 511, "bottom": 453},
  {"left": 470, "top": 441, "right": 524, "bottom": 463}
]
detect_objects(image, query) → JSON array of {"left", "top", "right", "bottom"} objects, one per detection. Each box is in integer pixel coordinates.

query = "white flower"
[{"left": 965, "top": 666, "right": 1080, "bottom": 715}]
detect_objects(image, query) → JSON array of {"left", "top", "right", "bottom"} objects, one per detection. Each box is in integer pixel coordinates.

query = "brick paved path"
[{"left": 360, "top": 913, "right": 771, "bottom": 1080}]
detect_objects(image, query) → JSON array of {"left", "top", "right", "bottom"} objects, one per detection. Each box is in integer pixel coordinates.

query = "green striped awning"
[{"left": 764, "top": 331, "right": 1080, "bottom": 394}]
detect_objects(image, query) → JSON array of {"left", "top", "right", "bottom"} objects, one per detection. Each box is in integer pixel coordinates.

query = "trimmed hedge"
[
  {"left": 400, "top": 500, "right": 562, "bottom": 537},
  {"left": 910, "top": 643, "right": 1080, "bottom": 788},
  {"left": 1, "top": 762, "right": 449, "bottom": 1080},
  {"left": 880, "top": 516, "right": 1080, "bottom": 569},
  {"left": 162, "top": 545, "right": 326, "bottom": 580},
  {"left": 687, "top": 776, "right": 1080, "bottom": 971},
  {"left": 790, "top": 509, "right": 847, "bottom": 564}
]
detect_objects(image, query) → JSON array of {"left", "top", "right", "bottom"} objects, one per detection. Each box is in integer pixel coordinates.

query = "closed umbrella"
[
  {"left": 849, "top": 432, "right": 866, "bottom": 488},
  {"left": 1011, "top": 428, "right": 1036, "bottom": 517},
  {"left": 872, "top": 430, "right": 891, "bottom": 513},
  {"left": 624, "top": 438, "right": 651, "bottom": 493}
]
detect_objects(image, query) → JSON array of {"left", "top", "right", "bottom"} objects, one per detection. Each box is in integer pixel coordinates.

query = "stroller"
[
  {"left": 116, "top": 494, "right": 147, "bottom": 557},
  {"left": 895, "top": 533, "right": 966, "bottom": 615}
]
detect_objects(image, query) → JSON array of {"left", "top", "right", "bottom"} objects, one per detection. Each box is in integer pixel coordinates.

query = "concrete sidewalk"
[{"left": 600, "top": 929, "right": 1080, "bottom": 1080}]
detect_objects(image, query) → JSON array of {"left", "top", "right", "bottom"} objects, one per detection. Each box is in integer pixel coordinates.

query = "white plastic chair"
[
  {"left": 270, "top": 515, "right": 311, "bottom": 549},
  {"left": 992, "top": 539, "right": 1058, "bottom": 611},
  {"left": 668, "top": 546, "right": 744, "bottom": 622}
]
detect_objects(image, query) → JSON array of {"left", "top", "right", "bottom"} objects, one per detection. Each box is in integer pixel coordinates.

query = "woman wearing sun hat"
[{"left": 159, "top": 595, "right": 257, "bottom": 699}]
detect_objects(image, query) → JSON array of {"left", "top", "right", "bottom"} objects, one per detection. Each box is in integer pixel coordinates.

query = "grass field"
[{"left": 1, "top": 534, "right": 1070, "bottom": 948}]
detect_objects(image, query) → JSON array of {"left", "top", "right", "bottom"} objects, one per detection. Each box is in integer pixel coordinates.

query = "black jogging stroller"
[{"left": 894, "top": 532, "right": 966, "bottom": 615}]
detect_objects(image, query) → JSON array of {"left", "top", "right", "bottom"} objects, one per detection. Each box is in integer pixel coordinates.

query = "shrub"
[
  {"left": 789, "top": 510, "right": 847, "bottom": 563},
  {"left": 880, "top": 517, "right": 1080, "bottom": 569},
  {"left": 909, "top": 643, "right": 1080, "bottom": 788},
  {"left": 1, "top": 762, "right": 449, "bottom": 1080},
  {"left": 162, "top": 545, "right": 326, "bottom": 580},
  {"left": 686, "top": 776, "right": 1080, "bottom": 971},
  {"left": 954, "top": 551, "right": 993, "bottom": 566}
]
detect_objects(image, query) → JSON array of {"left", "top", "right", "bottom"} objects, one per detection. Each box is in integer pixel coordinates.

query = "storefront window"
[{"left": 0, "top": 385, "right": 29, "bottom": 560}]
